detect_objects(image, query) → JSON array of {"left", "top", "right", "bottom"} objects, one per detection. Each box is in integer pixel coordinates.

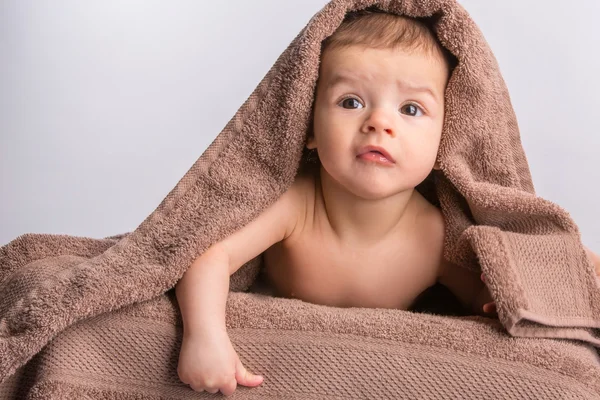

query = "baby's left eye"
[{"left": 400, "top": 104, "right": 424, "bottom": 117}]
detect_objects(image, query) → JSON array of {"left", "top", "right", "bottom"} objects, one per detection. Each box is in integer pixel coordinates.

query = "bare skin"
[
  {"left": 262, "top": 168, "right": 471, "bottom": 311},
  {"left": 260, "top": 43, "right": 486, "bottom": 313}
]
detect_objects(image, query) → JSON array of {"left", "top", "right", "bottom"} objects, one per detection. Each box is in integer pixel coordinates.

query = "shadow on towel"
[
  {"left": 408, "top": 283, "right": 468, "bottom": 317},
  {"left": 247, "top": 268, "right": 468, "bottom": 317}
]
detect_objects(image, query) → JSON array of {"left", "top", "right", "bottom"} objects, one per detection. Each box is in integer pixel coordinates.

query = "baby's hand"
[
  {"left": 479, "top": 273, "right": 497, "bottom": 316},
  {"left": 177, "top": 330, "right": 263, "bottom": 396}
]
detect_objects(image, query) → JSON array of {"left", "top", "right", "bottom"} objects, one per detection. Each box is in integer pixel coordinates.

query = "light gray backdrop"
[{"left": 2, "top": 0, "right": 599, "bottom": 251}]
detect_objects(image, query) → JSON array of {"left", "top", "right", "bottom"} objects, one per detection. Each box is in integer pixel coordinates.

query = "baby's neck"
[{"left": 316, "top": 166, "right": 420, "bottom": 247}]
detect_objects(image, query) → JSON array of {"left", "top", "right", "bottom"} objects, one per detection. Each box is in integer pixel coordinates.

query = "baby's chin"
[
  {"left": 320, "top": 162, "right": 421, "bottom": 200},
  {"left": 348, "top": 182, "right": 416, "bottom": 201},
  {"left": 340, "top": 172, "right": 417, "bottom": 201}
]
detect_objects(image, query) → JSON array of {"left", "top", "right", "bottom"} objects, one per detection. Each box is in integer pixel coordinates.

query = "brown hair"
[{"left": 321, "top": 7, "right": 456, "bottom": 74}]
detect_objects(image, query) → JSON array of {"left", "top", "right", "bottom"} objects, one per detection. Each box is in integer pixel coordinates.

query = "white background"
[{"left": 2, "top": 0, "right": 599, "bottom": 250}]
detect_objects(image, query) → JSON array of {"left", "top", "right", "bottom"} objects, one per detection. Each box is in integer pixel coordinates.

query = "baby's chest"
[{"left": 262, "top": 231, "right": 440, "bottom": 310}]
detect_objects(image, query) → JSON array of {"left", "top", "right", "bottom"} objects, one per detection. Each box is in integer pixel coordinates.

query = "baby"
[{"left": 175, "top": 10, "right": 600, "bottom": 396}]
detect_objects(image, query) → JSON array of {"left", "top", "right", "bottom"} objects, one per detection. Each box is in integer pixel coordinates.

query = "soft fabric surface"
[{"left": 2, "top": 0, "right": 600, "bottom": 398}]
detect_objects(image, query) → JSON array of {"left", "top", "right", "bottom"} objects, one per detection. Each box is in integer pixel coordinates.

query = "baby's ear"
[
  {"left": 433, "top": 160, "right": 441, "bottom": 170},
  {"left": 306, "top": 135, "right": 317, "bottom": 150}
]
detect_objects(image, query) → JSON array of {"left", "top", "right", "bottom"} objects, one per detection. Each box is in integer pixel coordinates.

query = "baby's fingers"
[
  {"left": 235, "top": 359, "right": 264, "bottom": 388},
  {"left": 480, "top": 273, "right": 498, "bottom": 316},
  {"left": 483, "top": 301, "right": 497, "bottom": 314},
  {"left": 189, "top": 378, "right": 236, "bottom": 396},
  {"left": 219, "top": 378, "right": 238, "bottom": 396}
]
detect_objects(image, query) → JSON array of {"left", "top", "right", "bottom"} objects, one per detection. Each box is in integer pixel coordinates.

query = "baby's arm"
[
  {"left": 176, "top": 245, "right": 249, "bottom": 395},
  {"left": 175, "top": 177, "right": 305, "bottom": 394}
]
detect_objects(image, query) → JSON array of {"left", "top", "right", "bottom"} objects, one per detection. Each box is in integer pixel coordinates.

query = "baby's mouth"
[
  {"left": 357, "top": 151, "right": 395, "bottom": 165},
  {"left": 356, "top": 145, "right": 396, "bottom": 165}
]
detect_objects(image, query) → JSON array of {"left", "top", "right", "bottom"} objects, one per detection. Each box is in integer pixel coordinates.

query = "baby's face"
[{"left": 309, "top": 44, "right": 448, "bottom": 200}]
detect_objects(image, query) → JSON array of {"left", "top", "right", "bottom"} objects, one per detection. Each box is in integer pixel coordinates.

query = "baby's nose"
[
  {"left": 362, "top": 109, "right": 396, "bottom": 137},
  {"left": 364, "top": 122, "right": 395, "bottom": 137}
]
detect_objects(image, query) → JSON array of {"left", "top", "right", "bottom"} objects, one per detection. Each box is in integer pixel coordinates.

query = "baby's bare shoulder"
[
  {"left": 218, "top": 173, "right": 311, "bottom": 274},
  {"left": 412, "top": 195, "right": 445, "bottom": 249},
  {"left": 411, "top": 200, "right": 446, "bottom": 283},
  {"left": 283, "top": 172, "right": 313, "bottom": 237}
]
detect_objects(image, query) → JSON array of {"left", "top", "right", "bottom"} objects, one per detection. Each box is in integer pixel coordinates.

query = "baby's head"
[{"left": 305, "top": 9, "right": 456, "bottom": 200}]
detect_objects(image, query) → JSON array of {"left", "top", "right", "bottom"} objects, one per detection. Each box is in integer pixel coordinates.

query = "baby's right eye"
[{"left": 338, "top": 97, "right": 363, "bottom": 109}]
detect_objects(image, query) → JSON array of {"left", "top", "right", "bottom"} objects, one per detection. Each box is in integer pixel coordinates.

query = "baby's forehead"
[{"left": 317, "top": 46, "right": 450, "bottom": 95}]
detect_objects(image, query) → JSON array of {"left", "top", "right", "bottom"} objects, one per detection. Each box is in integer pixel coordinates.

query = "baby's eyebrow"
[{"left": 326, "top": 72, "right": 439, "bottom": 104}]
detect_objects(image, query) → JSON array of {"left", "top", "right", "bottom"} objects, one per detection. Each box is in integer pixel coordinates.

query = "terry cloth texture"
[{"left": 2, "top": 0, "right": 600, "bottom": 398}]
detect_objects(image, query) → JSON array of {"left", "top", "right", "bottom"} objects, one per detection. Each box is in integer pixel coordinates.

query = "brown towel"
[{"left": 2, "top": 0, "right": 600, "bottom": 397}]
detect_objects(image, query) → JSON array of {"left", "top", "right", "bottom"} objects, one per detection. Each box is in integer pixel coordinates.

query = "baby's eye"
[
  {"left": 338, "top": 97, "right": 363, "bottom": 109},
  {"left": 400, "top": 103, "right": 424, "bottom": 117}
]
